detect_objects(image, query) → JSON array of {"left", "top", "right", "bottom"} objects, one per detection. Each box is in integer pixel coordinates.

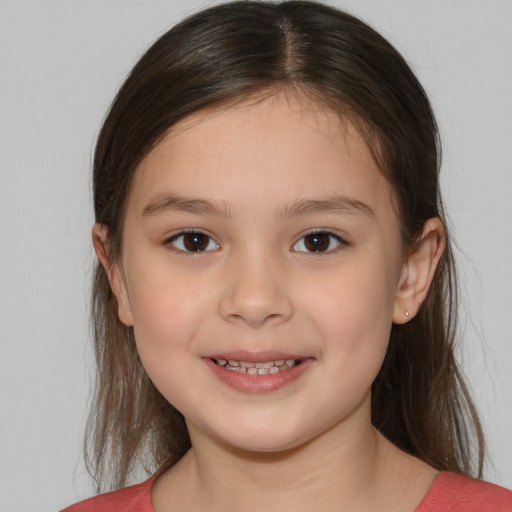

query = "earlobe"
[
  {"left": 393, "top": 218, "right": 446, "bottom": 324},
  {"left": 92, "top": 224, "right": 134, "bottom": 326}
]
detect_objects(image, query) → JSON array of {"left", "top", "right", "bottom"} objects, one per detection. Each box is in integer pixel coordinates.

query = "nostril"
[{"left": 217, "top": 266, "right": 295, "bottom": 326}]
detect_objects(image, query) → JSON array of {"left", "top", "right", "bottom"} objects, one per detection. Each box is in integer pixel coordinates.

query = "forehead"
[{"left": 128, "top": 92, "right": 395, "bottom": 218}]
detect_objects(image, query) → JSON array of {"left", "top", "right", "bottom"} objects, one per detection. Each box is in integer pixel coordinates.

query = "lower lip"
[{"left": 204, "top": 358, "right": 314, "bottom": 394}]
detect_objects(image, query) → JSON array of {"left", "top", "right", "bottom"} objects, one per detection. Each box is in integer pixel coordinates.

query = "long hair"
[{"left": 86, "top": 0, "right": 484, "bottom": 492}]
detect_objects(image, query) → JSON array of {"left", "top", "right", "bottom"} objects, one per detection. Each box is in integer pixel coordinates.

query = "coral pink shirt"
[{"left": 62, "top": 471, "right": 512, "bottom": 511}]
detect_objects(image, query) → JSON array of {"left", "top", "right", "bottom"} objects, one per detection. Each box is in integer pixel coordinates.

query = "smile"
[
  {"left": 213, "top": 358, "right": 299, "bottom": 375},
  {"left": 205, "top": 356, "right": 312, "bottom": 393}
]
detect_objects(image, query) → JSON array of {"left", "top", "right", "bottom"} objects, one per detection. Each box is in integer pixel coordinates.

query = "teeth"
[
  {"left": 214, "top": 358, "right": 300, "bottom": 374},
  {"left": 255, "top": 361, "right": 274, "bottom": 369}
]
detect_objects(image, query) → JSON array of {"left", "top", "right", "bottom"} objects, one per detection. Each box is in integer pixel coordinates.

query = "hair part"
[{"left": 87, "top": 0, "right": 484, "bottom": 492}]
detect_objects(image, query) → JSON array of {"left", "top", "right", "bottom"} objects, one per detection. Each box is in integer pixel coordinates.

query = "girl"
[{"left": 63, "top": 1, "right": 512, "bottom": 510}]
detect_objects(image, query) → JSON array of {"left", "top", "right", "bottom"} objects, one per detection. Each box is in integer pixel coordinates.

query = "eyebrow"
[
  {"left": 276, "top": 195, "right": 375, "bottom": 219},
  {"left": 141, "top": 193, "right": 374, "bottom": 219},
  {"left": 142, "top": 194, "right": 234, "bottom": 218}
]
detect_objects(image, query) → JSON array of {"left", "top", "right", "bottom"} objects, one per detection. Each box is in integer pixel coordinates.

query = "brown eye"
[
  {"left": 170, "top": 232, "right": 219, "bottom": 252},
  {"left": 293, "top": 232, "right": 343, "bottom": 253},
  {"left": 184, "top": 233, "right": 208, "bottom": 251},
  {"left": 304, "top": 233, "right": 330, "bottom": 252}
]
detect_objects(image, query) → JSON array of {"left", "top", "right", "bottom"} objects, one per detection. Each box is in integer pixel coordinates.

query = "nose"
[{"left": 218, "top": 249, "right": 294, "bottom": 328}]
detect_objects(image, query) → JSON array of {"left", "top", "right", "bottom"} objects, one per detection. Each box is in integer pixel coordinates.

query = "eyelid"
[
  {"left": 292, "top": 229, "right": 349, "bottom": 254},
  {"left": 165, "top": 229, "right": 220, "bottom": 253}
]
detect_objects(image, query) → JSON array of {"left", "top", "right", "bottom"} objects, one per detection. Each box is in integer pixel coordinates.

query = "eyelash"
[
  {"left": 292, "top": 231, "right": 348, "bottom": 254},
  {"left": 165, "top": 230, "right": 349, "bottom": 254},
  {"left": 166, "top": 230, "right": 220, "bottom": 254}
]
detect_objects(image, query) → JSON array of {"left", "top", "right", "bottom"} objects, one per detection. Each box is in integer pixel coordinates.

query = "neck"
[
  {"left": 153, "top": 406, "right": 408, "bottom": 512},
  {"left": 200, "top": 422, "right": 379, "bottom": 507}
]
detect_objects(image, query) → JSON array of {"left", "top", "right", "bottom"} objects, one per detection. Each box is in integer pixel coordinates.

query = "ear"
[
  {"left": 92, "top": 223, "right": 134, "bottom": 326},
  {"left": 393, "top": 218, "right": 446, "bottom": 324}
]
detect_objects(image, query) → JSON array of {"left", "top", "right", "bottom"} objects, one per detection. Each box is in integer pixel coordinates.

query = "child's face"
[{"left": 110, "top": 92, "right": 407, "bottom": 453}]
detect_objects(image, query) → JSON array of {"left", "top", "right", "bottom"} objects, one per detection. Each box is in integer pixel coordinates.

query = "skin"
[{"left": 94, "top": 91, "right": 445, "bottom": 511}]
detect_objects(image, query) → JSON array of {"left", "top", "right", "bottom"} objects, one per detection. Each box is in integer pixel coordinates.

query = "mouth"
[
  {"left": 204, "top": 354, "right": 313, "bottom": 393},
  {"left": 212, "top": 358, "right": 301, "bottom": 375}
]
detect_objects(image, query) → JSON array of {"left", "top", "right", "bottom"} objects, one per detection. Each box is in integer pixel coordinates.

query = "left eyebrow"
[{"left": 276, "top": 195, "right": 375, "bottom": 219}]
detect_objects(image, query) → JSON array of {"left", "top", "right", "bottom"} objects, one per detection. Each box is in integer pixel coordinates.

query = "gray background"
[{"left": 1, "top": 1, "right": 511, "bottom": 510}]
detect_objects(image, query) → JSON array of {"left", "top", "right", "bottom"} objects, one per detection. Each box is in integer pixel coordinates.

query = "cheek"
[
  {"left": 127, "top": 276, "right": 215, "bottom": 415},
  {"left": 125, "top": 260, "right": 212, "bottom": 377},
  {"left": 312, "top": 255, "right": 397, "bottom": 333},
  {"left": 308, "top": 255, "right": 397, "bottom": 379}
]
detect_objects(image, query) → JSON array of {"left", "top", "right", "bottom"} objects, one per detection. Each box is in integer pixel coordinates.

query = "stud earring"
[{"left": 405, "top": 311, "right": 410, "bottom": 317}]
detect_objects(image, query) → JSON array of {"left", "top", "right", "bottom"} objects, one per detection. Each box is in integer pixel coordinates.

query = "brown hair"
[{"left": 86, "top": 0, "right": 484, "bottom": 492}]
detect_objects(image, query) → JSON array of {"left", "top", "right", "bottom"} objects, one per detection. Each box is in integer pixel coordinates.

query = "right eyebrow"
[{"left": 141, "top": 193, "right": 234, "bottom": 218}]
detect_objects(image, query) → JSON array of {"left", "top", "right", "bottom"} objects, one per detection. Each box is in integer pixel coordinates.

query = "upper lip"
[{"left": 204, "top": 350, "right": 311, "bottom": 362}]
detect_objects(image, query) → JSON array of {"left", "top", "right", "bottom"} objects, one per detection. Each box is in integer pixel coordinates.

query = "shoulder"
[
  {"left": 417, "top": 472, "right": 512, "bottom": 512},
  {"left": 60, "top": 476, "right": 155, "bottom": 512}
]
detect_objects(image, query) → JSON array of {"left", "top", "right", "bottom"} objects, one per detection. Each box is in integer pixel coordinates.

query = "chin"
[
  {"left": 224, "top": 436, "right": 307, "bottom": 456},
  {"left": 200, "top": 418, "right": 317, "bottom": 455}
]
